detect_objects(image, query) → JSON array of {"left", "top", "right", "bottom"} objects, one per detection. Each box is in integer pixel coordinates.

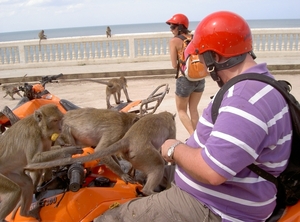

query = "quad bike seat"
[{"left": 60, "top": 99, "right": 81, "bottom": 111}]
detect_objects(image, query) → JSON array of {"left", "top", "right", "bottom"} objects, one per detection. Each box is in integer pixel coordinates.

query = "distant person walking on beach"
[
  {"left": 106, "top": 26, "right": 111, "bottom": 38},
  {"left": 166, "top": 13, "right": 205, "bottom": 135}
]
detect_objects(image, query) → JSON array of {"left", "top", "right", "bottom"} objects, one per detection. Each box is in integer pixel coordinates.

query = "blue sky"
[{"left": 0, "top": 0, "right": 299, "bottom": 33}]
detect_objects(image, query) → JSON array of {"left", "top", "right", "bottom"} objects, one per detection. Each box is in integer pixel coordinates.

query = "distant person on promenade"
[
  {"left": 94, "top": 11, "right": 292, "bottom": 221},
  {"left": 166, "top": 13, "right": 205, "bottom": 135},
  {"left": 106, "top": 26, "right": 111, "bottom": 38}
]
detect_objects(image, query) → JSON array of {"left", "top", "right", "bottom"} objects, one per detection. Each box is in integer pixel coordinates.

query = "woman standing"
[{"left": 166, "top": 13, "right": 205, "bottom": 135}]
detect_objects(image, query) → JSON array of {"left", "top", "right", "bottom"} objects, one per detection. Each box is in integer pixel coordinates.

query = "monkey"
[
  {"left": 38, "top": 30, "right": 47, "bottom": 51},
  {"left": 38, "top": 30, "right": 47, "bottom": 40},
  {"left": 99, "top": 76, "right": 131, "bottom": 109},
  {"left": 106, "top": 26, "right": 111, "bottom": 38},
  {"left": 2, "top": 74, "right": 27, "bottom": 100},
  {"left": 0, "top": 104, "right": 82, "bottom": 221},
  {"left": 2, "top": 84, "right": 22, "bottom": 100},
  {"left": 25, "top": 111, "right": 177, "bottom": 196},
  {"left": 54, "top": 107, "right": 140, "bottom": 183},
  {"left": 80, "top": 76, "right": 132, "bottom": 109}
]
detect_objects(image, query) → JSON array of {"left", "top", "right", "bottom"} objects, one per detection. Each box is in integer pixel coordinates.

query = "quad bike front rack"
[{"left": 118, "top": 83, "right": 170, "bottom": 115}]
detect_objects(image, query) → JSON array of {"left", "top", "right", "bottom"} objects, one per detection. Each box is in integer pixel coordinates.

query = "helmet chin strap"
[{"left": 202, "top": 51, "right": 248, "bottom": 87}]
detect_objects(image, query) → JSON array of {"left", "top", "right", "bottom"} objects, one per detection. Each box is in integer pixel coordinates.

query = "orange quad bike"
[
  {"left": 2, "top": 74, "right": 170, "bottom": 222},
  {"left": 0, "top": 73, "right": 170, "bottom": 133},
  {"left": 6, "top": 147, "right": 144, "bottom": 222}
]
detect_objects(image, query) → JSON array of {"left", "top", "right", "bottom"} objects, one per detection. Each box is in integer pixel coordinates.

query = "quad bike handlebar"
[
  {"left": 18, "top": 73, "right": 64, "bottom": 100},
  {"left": 40, "top": 73, "right": 63, "bottom": 87}
]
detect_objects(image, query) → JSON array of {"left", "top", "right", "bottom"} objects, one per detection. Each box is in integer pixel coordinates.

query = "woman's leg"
[
  {"left": 175, "top": 94, "right": 194, "bottom": 135},
  {"left": 189, "top": 91, "right": 203, "bottom": 129}
]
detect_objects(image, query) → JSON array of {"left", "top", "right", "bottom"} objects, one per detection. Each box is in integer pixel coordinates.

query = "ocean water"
[{"left": 0, "top": 19, "right": 300, "bottom": 42}]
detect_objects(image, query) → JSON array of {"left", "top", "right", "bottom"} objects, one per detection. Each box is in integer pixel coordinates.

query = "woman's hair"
[{"left": 178, "top": 24, "right": 191, "bottom": 35}]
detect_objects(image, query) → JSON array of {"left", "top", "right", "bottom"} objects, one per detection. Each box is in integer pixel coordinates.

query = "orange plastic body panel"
[
  {"left": 0, "top": 94, "right": 66, "bottom": 125},
  {"left": 120, "top": 100, "right": 141, "bottom": 112},
  {"left": 6, "top": 165, "right": 142, "bottom": 222},
  {"left": 13, "top": 95, "right": 67, "bottom": 119},
  {"left": 73, "top": 147, "right": 100, "bottom": 168},
  {"left": 278, "top": 200, "right": 300, "bottom": 221},
  {"left": 32, "top": 84, "right": 45, "bottom": 94}
]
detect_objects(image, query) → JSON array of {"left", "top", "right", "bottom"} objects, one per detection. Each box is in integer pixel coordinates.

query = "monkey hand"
[
  {"left": 121, "top": 173, "right": 137, "bottom": 184},
  {"left": 28, "top": 204, "right": 42, "bottom": 221}
]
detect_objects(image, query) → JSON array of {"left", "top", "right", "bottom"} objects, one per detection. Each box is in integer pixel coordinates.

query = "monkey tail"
[
  {"left": 25, "top": 140, "right": 127, "bottom": 170},
  {"left": 80, "top": 79, "right": 113, "bottom": 87},
  {"left": 39, "top": 39, "right": 41, "bottom": 51},
  {"left": 18, "top": 74, "right": 27, "bottom": 86},
  {"left": 25, "top": 156, "right": 74, "bottom": 170}
]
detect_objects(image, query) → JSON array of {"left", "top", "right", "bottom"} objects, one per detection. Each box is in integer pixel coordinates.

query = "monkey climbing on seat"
[{"left": 26, "top": 111, "right": 177, "bottom": 196}]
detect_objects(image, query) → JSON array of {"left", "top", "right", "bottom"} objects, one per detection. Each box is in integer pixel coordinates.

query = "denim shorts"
[{"left": 175, "top": 76, "right": 206, "bottom": 97}]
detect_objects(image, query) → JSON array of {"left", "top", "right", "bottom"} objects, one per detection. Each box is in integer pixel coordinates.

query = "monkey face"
[{"left": 34, "top": 104, "right": 64, "bottom": 136}]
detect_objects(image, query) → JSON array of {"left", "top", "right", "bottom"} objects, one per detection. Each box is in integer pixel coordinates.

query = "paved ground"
[
  {"left": 1, "top": 56, "right": 300, "bottom": 83},
  {"left": 1, "top": 74, "right": 300, "bottom": 142},
  {"left": 1, "top": 56, "right": 300, "bottom": 140}
]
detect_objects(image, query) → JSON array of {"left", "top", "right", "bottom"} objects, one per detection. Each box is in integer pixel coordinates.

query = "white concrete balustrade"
[{"left": 1, "top": 28, "right": 300, "bottom": 70}]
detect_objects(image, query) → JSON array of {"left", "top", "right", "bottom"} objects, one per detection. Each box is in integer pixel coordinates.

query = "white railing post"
[{"left": 128, "top": 36, "right": 135, "bottom": 59}]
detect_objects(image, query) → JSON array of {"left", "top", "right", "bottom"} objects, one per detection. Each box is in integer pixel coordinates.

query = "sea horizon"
[{"left": 1, "top": 18, "right": 300, "bottom": 42}]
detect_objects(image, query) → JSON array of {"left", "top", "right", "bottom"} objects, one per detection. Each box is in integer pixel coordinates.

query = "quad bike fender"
[
  {"left": 278, "top": 200, "right": 300, "bottom": 221},
  {"left": 12, "top": 95, "right": 67, "bottom": 119},
  {"left": 8, "top": 183, "right": 140, "bottom": 222},
  {"left": 0, "top": 96, "right": 68, "bottom": 127}
]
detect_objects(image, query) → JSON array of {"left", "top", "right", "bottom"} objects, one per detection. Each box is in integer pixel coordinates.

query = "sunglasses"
[{"left": 170, "top": 24, "right": 178, "bottom": 30}]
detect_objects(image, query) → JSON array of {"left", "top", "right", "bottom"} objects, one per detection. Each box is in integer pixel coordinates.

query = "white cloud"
[{"left": 26, "top": 0, "right": 51, "bottom": 6}]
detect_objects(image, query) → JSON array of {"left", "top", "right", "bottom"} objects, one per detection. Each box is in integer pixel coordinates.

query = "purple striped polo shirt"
[{"left": 175, "top": 63, "right": 292, "bottom": 221}]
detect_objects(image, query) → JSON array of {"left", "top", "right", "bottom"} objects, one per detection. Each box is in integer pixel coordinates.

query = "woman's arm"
[{"left": 169, "top": 37, "right": 182, "bottom": 69}]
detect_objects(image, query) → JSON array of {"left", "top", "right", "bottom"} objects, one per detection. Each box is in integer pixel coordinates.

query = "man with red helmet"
[
  {"left": 95, "top": 11, "right": 291, "bottom": 221},
  {"left": 166, "top": 13, "right": 205, "bottom": 136}
]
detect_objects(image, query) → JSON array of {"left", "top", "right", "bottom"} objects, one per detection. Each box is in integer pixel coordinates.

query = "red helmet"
[
  {"left": 186, "top": 11, "right": 252, "bottom": 57},
  {"left": 166, "top": 13, "right": 189, "bottom": 29}
]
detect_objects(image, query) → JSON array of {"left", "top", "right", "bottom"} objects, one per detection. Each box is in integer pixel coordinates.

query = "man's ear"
[{"left": 213, "top": 52, "right": 220, "bottom": 62}]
